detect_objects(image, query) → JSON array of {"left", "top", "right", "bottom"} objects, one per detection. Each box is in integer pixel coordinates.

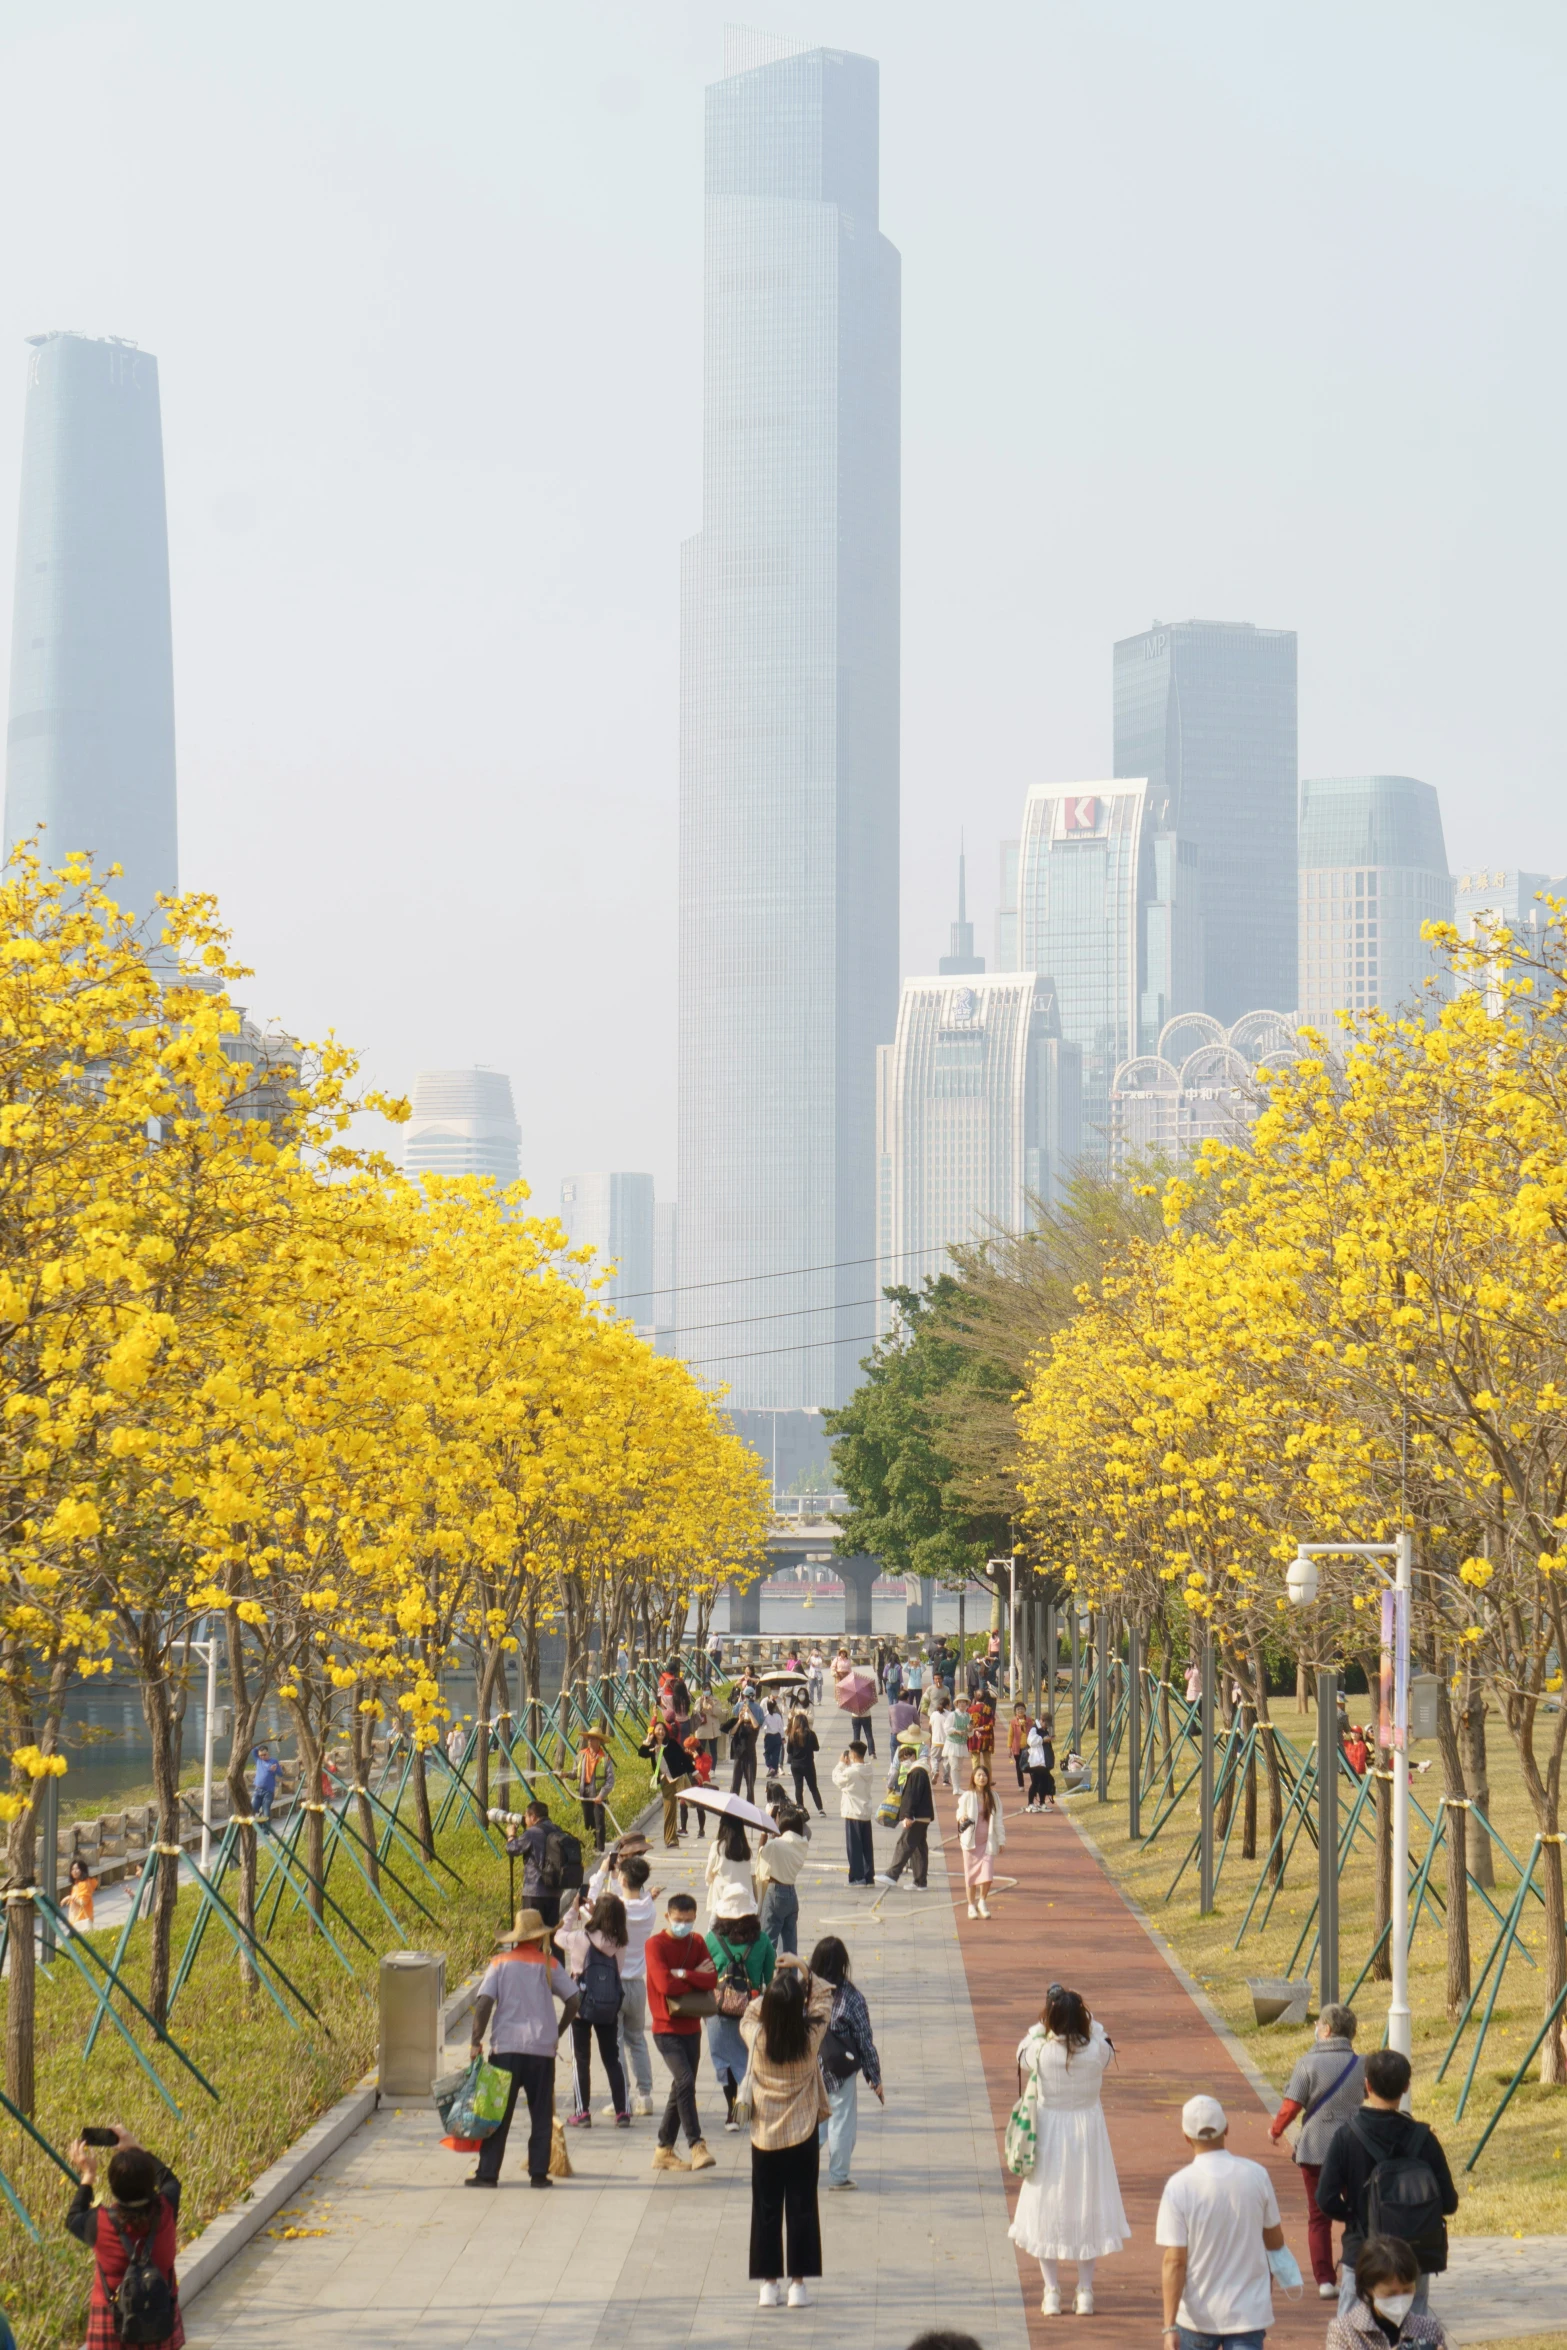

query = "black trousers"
[
  {"left": 581, "top": 1796, "right": 607, "bottom": 1851},
  {"left": 750, "top": 2132, "right": 823, "bottom": 2279},
  {"left": 654, "top": 2028, "right": 704, "bottom": 2147},
  {"left": 851, "top": 1715, "right": 876, "bottom": 1756},
  {"left": 475, "top": 2050, "right": 555, "bottom": 2180},
  {"left": 1029, "top": 1764, "right": 1055, "bottom": 1802},
  {"left": 844, "top": 1819, "right": 875, "bottom": 1882},
  {"left": 790, "top": 1755, "right": 824, "bottom": 1812},
  {"left": 1013, "top": 1750, "right": 1027, "bottom": 1788},
  {"left": 570, "top": 2015, "right": 627, "bottom": 2115},
  {"left": 731, "top": 1747, "right": 757, "bottom": 1801},
  {"left": 886, "top": 1819, "right": 929, "bottom": 1885}
]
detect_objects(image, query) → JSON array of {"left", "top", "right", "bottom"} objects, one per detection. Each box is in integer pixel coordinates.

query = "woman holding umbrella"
[{"left": 834, "top": 1659, "right": 879, "bottom": 1758}]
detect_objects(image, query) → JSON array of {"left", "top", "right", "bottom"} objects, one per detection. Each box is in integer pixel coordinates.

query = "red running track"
[{"left": 934, "top": 1774, "right": 1329, "bottom": 2348}]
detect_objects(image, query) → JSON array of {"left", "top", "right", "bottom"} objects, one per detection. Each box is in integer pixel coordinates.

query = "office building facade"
[
  {"left": 1298, "top": 776, "right": 1452, "bottom": 1028},
  {"left": 6, "top": 332, "right": 178, "bottom": 929},
  {"left": 1113, "top": 620, "right": 1298, "bottom": 1023},
  {"left": 876, "top": 974, "right": 1080, "bottom": 1333},
  {"left": 559, "top": 1172, "right": 656, "bottom": 1319},
  {"left": 676, "top": 41, "right": 900, "bottom": 1410},
  {"left": 403, "top": 1069, "right": 521, "bottom": 1188},
  {"left": 993, "top": 838, "right": 1020, "bottom": 971}
]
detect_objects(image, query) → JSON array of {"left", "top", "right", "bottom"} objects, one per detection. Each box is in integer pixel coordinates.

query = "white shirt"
[
  {"left": 1155, "top": 2150, "right": 1279, "bottom": 2337},
  {"left": 587, "top": 1861, "right": 656, "bottom": 1979},
  {"left": 832, "top": 1756, "right": 876, "bottom": 1819}
]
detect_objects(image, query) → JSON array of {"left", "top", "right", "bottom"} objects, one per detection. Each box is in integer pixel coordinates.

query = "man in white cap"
[{"left": 1156, "top": 2093, "right": 1287, "bottom": 2350}]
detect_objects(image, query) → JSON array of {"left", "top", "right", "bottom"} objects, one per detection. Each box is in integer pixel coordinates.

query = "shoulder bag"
[{"left": 1004, "top": 2054, "right": 1040, "bottom": 2175}]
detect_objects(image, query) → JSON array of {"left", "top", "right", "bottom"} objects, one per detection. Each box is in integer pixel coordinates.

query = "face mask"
[
  {"left": 1372, "top": 2292, "right": 1415, "bottom": 2323},
  {"left": 667, "top": 1918, "right": 694, "bottom": 1939}
]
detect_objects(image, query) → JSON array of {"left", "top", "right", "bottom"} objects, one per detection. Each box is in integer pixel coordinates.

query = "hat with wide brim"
[
  {"left": 712, "top": 1879, "right": 759, "bottom": 1923},
  {"left": 496, "top": 1907, "right": 556, "bottom": 1948}
]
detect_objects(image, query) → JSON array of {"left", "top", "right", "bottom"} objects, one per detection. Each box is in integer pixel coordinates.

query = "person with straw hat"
[{"left": 466, "top": 1908, "right": 579, "bottom": 2189}]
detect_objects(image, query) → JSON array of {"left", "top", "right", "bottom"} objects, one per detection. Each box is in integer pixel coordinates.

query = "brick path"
[{"left": 934, "top": 1771, "right": 1327, "bottom": 2349}]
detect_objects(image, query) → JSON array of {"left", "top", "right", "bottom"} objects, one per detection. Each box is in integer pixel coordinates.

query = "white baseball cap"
[{"left": 1182, "top": 2094, "right": 1228, "bottom": 2140}]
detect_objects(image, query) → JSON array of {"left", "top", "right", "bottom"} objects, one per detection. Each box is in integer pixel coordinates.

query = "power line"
[
  {"left": 610, "top": 1243, "right": 947, "bottom": 1309},
  {"left": 684, "top": 1328, "right": 883, "bottom": 1369},
  {"left": 670, "top": 1292, "right": 882, "bottom": 1339}
]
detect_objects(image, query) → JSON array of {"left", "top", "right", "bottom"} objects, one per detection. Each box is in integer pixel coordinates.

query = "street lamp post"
[
  {"left": 1287, "top": 1532, "right": 1413, "bottom": 2056},
  {"left": 190, "top": 1622, "right": 221, "bottom": 1875}
]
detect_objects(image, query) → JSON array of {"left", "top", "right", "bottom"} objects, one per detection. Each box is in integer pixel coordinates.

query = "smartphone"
[{"left": 80, "top": 2128, "right": 118, "bottom": 2147}]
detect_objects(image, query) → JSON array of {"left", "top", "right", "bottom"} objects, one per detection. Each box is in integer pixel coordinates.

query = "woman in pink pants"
[{"left": 956, "top": 1761, "right": 1006, "bottom": 1918}]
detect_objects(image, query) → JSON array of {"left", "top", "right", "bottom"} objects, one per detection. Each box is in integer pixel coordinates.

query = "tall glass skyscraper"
[
  {"left": 402, "top": 1069, "right": 521, "bottom": 1187},
  {"left": 1113, "top": 620, "right": 1298, "bottom": 1022},
  {"left": 1018, "top": 783, "right": 1154, "bottom": 1151},
  {"left": 559, "top": 1172, "right": 656, "bottom": 1319},
  {"left": 5, "top": 333, "right": 177, "bottom": 928},
  {"left": 677, "top": 41, "right": 900, "bottom": 1409},
  {"left": 1298, "top": 776, "right": 1452, "bottom": 1027}
]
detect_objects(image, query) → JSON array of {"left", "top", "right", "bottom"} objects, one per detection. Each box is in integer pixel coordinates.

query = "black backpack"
[
  {"left": 539, "top": 1824, "right": 584, "bottom": 1894},
  {"left": 1350, "top": 2117, "right": 1448, "bottom": 2267},
  {"left": 576, "top": 1941, "right": 624, "bottom": 2025},
  {"left": 110, "top": 2215, "right": 176, "bottom": 2346}
]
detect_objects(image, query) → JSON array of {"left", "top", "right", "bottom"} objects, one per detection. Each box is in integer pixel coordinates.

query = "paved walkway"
[{"left": 184, "top": 1724, "right": 1028, "bottom": 2350}]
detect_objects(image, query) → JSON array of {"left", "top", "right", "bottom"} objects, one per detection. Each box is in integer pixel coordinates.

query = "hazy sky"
[{"left": 1, "top": 2, "right": 1563, "bottom": 1207}]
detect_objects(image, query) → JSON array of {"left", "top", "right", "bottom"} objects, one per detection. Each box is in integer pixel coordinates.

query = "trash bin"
[{"left": 379, "top": 1952, "right": 447, "bottom": 2096}]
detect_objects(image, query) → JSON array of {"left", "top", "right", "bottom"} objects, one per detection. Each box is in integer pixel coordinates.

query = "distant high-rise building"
[
  {"left": 5, "top": 333, "right": 177, "bottom": 929},
  {"left": 403, "top": 1069, "right": 521, "bottom": 1187},
  {"left": 994, "top": 839, "right": 1020, "bottom": 971},
  {"left": 875, "top": 974, "right": 1078, "bottom": 1333},
  {"left": 1454, "top": 867, "right": 1565, "bottom": 950},
  {"left": 1113, "top": 620, "right": 1298, "bottom": 1022},
  {"left": 676, "top": 38, "right": 900, "bottom": 1411},
  {"left": 938, "top": 846, "right": 984, "bottom": 976},
  {"left": 560, "top": 1173, "right": 656, "bottom": 1317},
  {"left": 1298, "top": 777, "right": 1452, "bottom": 1027},
  {"left": 652, "top": 1200, "right": 678, "bottom": 1344},
  {"left": 1018, "top": 782, "right": 1176, "bottom": 1149}
]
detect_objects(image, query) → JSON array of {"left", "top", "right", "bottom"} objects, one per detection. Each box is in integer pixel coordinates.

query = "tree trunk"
[
  {"left": 351, "top": 1690, "right": 379, "bottom": 1891},
  {"left": 141, "top": 1652, "right": 186, "bottom": 2029},
  {"left": 475, "top": 1645, "right": 505, "bottom": 1815},
  {"left": 494, "top": 1650, "right": 513, "bottom": 1813},
  {"left": 1434, "top": 1671, "right": 1471, "bottom": 2017},
  {"left": 1541, "top": 1833, "right": 1567, "bottom": 2084},
  {"left": 1459, "top": 1665, "right": 1495, "bottom": 1888},
  {"left": 1372, "top": 1743, "right": 1393, "bottom": 1981},
  {"left": 1216, "top": 1673, "right": 1237, "bottom": 1838},
  {"left": 411, "top": 1742, "right": 434, "bottom": 1860},
  {"left": 223, "top": 1613, "right": 263, "bottom": 1989}
]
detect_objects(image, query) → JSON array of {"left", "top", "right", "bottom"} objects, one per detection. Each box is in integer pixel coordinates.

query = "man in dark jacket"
[
  {"left": 1315, "top": 2046, "right": 1458, "bottom": 2319},
  {"left": 881, "top": 1734, "right": 935, "bottom": 1888}
]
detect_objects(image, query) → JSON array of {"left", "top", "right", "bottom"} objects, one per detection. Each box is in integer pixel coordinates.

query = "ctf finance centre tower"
[
  {"left": 1113, "top": 620, "right": 1297, "bottom": 1024},
  {"left": 676, "top": 35, "right": 900, "bottom": 1409},
  {"left": 6, "top": 333, "right": 178, "bottom": 931}
]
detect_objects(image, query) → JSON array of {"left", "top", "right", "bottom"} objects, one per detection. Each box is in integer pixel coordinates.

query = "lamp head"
[{"left": 1285, "top": 1548, "right": 1319, "bottom": 1608}]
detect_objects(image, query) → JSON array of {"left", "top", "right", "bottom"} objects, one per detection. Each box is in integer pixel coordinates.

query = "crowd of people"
[{"left": 61, "top": 1647, "right": 1462, "bottom": 2348}]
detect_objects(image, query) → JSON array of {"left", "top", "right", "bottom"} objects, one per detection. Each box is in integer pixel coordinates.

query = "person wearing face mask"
[
  {"left": 644, "top": 1891, "right": 719, "bottom": 2174},
  {"left": 1325, "top": 2235, "right": 1449, "bottom": 2349}
]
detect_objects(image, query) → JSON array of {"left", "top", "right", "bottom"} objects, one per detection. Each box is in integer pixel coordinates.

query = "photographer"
[{"left": 65, "top": 2123, "right": 183, "bottom": 2348}]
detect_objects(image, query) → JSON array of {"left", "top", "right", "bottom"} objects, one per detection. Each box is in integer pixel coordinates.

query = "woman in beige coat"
[{"left": 739, "top": 1955, "right": 834, "bottom": 2310}]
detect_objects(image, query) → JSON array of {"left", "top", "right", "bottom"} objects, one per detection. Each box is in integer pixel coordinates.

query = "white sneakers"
[
  {"left": 1040, "top": 2287, "right": 1061, "bottom": 2316},
  {"left": 758, "top": 2282, "right": 781, "bottom": 2308},
  {"left": 787, "top": 2283, "right": 812, "bottom": 2308},
  {"left": 1319, "top": 2282, "right": 1338, "bottom": 2300},
  {"left": 632, "top": 2095, "right": 653, "bottom": 2117},
  {"left": 977, "top": 1896, "right": 991, "bottom": 1918},
  {"left": 1074, "top": 2290, "right": 1094, "bottom": 2315},
  {"left": 966, "top": 1902, "right": 978, "bottom": 1918}
]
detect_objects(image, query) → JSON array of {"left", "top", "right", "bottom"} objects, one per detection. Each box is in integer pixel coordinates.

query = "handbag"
[
  {"left": 1004, "top": 2059, "right": 1039, "bottom": 2175},
  {"left": 1286, "top": 2050, "right": 1359, "bottom": 2152},
  {"left": 820, "top": 2023, "right": 862, "bottom": 2086},
  {"left": 731, "top": 2063, "right": 755, "bottom": 2127},
  {"left": 666, "top": 1988, "right": 718, "bottom": 2018}
]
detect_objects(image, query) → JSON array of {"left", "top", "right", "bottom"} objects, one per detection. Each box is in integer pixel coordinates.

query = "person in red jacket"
[{"left": 644, "top": 1891, "right": 718, "bottom": 2175}]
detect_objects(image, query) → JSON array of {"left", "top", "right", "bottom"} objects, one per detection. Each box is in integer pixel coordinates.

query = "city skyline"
[{"left": 675, "top": 38, "right": 900, "bottom": 1410}]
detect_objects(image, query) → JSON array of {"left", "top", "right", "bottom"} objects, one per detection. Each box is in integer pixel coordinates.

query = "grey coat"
[{"left": 1283, "top": 2035, "right": 1365, "bottom": 2165}]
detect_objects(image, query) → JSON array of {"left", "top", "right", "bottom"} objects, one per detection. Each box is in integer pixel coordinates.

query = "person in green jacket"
[{"left": 705, "top": 1878, "right": 777, "bottom": 2129}]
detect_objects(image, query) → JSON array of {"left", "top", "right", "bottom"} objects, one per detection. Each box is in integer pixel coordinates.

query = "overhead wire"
[{"left": 607, "top": 1242, "right": 947, "bottom": 1308}]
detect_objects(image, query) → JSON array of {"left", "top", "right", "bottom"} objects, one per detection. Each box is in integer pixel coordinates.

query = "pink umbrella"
[{"left": 834, "top": 1668, "right": 877, "bottom": 1714}]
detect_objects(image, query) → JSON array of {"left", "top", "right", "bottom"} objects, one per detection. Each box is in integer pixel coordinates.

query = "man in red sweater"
[{"left": 644, "top": 1891, "right": 718, "bottom": 2173}]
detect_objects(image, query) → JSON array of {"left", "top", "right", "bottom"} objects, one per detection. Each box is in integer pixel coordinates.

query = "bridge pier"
[
  {"left": 905, "top": 1576, "right": 935, "bottom": 1636},
  {"left": 727, "top": 1577, "right": 762, "bottom": 1635},
  {"left": 840, "top": 1554, "right": 880, "bottom": 1638}
]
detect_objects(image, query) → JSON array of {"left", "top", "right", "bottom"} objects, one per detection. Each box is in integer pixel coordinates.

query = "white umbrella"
[
  {"left": 677, "top": 1786, "right": 778, "bottom": 1834},
  {"left": 756, "top": 1669, "right": 810, "bottom": 1688}
]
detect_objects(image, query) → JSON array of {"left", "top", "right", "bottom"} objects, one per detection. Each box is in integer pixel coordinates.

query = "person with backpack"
[
  {"left": 1325, "top": 2234, "right": 1450, "bottom": 2349},
  {"left": 705, "top": 1881, "right": 777, "bottom": 2129},
  {"left": 514, "top": 1799, "right": 583, "bottom": 1927},
  {"left": 1315, "top": 2048, "right": 1458, "bottom": 2321},
  {"left": 555, "top": 1888, "right": 631, "bottom": 2128},
  {"left": 66, "top": 2126, "right": 183, "bottom": 2349},
  {"left": 808, "top": 1935, "right": 883, "bottom": 2191},
  {"left": 587, "top": 1844, "right": 657, "bottom": 2115},
  {"left": 1267, "top": 2001, "right": 1366, "bottom": 2298}
]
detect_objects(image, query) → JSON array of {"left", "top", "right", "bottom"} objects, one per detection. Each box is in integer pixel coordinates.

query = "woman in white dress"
[{"left": 1007, "top": 1984, "right": 1129, "bottom": 2317}]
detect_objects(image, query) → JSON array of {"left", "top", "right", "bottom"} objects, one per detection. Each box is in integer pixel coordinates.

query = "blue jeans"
[
  {"left": 1174, "top": 2331, "right": 1267, "bottom": 2350},
  {"left": 758, "top": 1881, "right": 798, "bottom": 1955},
  {"left": 819, "top": 2070, "right": 857, "bottom": 2183}
]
